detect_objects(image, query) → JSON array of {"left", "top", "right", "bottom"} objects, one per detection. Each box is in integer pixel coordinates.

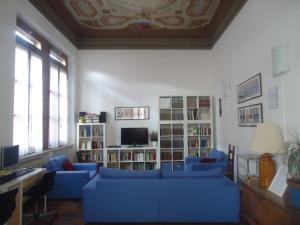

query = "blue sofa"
[
  {"left": 184, "top": 149, "right": 228, "bottom": 172},
  {"left": 46, "top": 154, "right": 97, "bottom": 199},
  {"left": 83, "top": 167, "right": 240, "bottom": 223}
]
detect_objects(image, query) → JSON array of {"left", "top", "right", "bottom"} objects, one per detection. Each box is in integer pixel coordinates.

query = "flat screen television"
[
  {"left": 121, "top": 128, "right": 148, "bottom": 146},
  {"left": 0, "top": 145, "right": 19, "bottom": 169}
]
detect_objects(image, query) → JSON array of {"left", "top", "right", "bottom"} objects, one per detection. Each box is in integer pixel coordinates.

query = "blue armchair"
[
  {"left": 46, "top": 154, "right": 97, "bottom": 199},
  {"left": 184, "top": 149, "right": 228, "bottom": 172}
]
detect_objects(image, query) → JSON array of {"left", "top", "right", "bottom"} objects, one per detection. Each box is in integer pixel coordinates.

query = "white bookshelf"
[
  {"left": 159, "top": 96, "right": 214, "bottom": 171},
  {"left": 76, "top": 123, "right": 106, "bottom": 163},
  {"left": 105, "top": 147, "right": 158, "bottom": 170}
]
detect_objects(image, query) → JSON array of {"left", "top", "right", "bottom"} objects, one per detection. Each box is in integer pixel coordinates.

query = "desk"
[{"left": 0, "top": 168, "right": 46, "bottom": 225}]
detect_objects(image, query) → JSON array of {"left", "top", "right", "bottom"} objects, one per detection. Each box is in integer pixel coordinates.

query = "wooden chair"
[{"left": 225, "top": 144, "right": 235, "bottom": 181}]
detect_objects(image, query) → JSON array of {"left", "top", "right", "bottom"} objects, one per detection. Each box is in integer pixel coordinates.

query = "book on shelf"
[{"left": 160, "top": 97, "right": 171, "bottom": 109}]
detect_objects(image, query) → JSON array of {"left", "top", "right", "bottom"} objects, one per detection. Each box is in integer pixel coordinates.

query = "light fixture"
[{"left": 250, "top": 122, "right": 284, "bottom": 188}]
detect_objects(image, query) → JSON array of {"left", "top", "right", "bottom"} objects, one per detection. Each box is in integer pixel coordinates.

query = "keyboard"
[{"left": 0, "top": 168, "right": 35, "bottom": 185}]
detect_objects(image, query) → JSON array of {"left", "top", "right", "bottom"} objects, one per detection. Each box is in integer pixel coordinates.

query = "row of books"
[
  {"left": 160, "top": 139, "right": 184, "bottom": 148},
  {"left": 77, "top": 152, "right": 103, "bottom": 162},
  {"left": 145, "top": 152, "right": 156, "bottom": 161},
  {"left": 187, "top": 109, "right": 210, "bottom": 120},
  {"left": 160, "top": 151, "right": 184, "bottom": 160},
  {"left": 188, "top": 127, "right": 211, "bottom": 136},
  {"left": 188, "top": 137, "right": 211, "bottom": 148},
  {"left": 107, "top": 153, "right": 118, "bottom": 162},
  {"left": 79, "top": 141, "right": 104, "bottom": 150},
  {"left": 160, "top": 97, "right": 184, "bottom": 109},
  {"left": 79, "top": 126, "right": 104, "bottom": 137},
  {"left": 84, "top": 114, "right": 100, "bottom": 123},
  {"left": 119, "top": 163, "right": 156, "bottom": 170},
  {"left": 160, "top": 126, "right": 184, "bottom": 135},
  {"left": 199, "top": 97, "right": 211, "bottom": 107}
]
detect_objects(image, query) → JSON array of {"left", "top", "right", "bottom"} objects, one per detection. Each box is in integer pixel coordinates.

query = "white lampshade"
[{"left": 250, "top": 122, "right": 284, "bottom": 154}]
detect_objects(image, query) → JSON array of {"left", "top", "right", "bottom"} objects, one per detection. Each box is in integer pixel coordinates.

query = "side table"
[{"left": 240, "top": 178, "right": 300, "bottom": 225}]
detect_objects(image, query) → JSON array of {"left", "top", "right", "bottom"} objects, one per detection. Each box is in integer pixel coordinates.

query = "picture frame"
[
  {"left": 115, "top": 106, "right": 149, "bottom": 120},
  {"left": 238, "top": 103, "right": 263, "bottom": 127},
  {"left": 237, "top": 73, "right": 262, "bottom": 104}
]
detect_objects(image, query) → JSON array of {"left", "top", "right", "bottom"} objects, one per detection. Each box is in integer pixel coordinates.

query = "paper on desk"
[{"left": 268, "top": 164, "right": 288, "bottom": 197}]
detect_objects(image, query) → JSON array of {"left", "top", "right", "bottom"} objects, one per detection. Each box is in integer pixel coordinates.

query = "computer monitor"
[
  {"left": 0, "top": 145, "right": 19, "bottom": 169},
  {"left": 121, "top": 128, "right": 148, "bottom": 146}
]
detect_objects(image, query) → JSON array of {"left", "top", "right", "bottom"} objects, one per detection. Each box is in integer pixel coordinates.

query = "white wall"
[
  {"left": 78, "top": 50, "right": 214, "bottom": 145},
  {"left": 0, "top": 0, "right": 78, "bottom": 148},
  {"left": 213, "top": 0, "right": 300, "bottom": 157}
]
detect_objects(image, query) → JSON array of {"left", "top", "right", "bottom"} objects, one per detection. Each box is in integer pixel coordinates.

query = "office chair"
[
  {"left": 0, "top": 188, "right": 18, "bottom": 225},
  {"left": 23, "top": 170, "right": 57, "bottom": 225}
]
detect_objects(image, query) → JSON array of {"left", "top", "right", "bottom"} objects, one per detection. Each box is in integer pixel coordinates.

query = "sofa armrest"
[{"left": 73, "top": 163, "right": 97, "bottom": 171}]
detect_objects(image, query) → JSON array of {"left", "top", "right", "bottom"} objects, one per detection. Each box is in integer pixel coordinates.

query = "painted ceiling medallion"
[{"left": 64, "top": 0, "right": 220, "bottom": 30}]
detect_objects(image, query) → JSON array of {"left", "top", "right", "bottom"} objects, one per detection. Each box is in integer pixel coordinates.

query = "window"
[
  {"left": 13, "top": 19, "right": 68, "bottom": 156},
  {"left": 49, "top": 54, "right": 68, "bottom": 148}
]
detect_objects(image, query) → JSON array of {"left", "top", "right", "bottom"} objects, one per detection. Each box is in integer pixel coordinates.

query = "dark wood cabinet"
[{"left": 240, "top": 179, "right": 300, "bottom": 225}]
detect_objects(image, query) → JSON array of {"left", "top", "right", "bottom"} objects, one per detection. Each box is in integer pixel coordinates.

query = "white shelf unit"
[
  {"left": 186, "top": 96, "right": 213, "bottom": 158},
  {"left": 159, "top": 96, "right": 185, "bottom": 172},
  {"left": 76, "top": 123, "right": 106, "bottom": 163},
  {"left": 105, "top": 147, "right": 158, "bottom": 170},
  {"left": 159, "top": 96, "right": 214, "bottom": 171}
]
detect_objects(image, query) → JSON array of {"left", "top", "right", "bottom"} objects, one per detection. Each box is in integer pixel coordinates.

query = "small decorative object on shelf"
[{"left": 150, "top": 131, "right": 158, "bottom": 147}]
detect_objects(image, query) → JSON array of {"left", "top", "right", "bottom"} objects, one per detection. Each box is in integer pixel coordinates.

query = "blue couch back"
[{"left": 47, "top": 154, "right": 68, "bottom": 171}]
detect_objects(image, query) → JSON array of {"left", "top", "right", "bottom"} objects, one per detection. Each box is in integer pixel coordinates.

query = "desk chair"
[
  {"left": 225, "top": 144, "right": 235, "bottom": 181},
  {"left": 23, "top": 171, "right": 57, "bottom": 225},
  {"left": 0, "top": 188, "right": 18, "bottom": 225}
]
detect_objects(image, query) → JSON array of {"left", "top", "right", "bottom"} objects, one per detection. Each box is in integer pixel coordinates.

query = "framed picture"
[
  {"left": 238, "top": 103, "right": 263, "bottom": 127},
  {"left": 237, "top": 73, "right": 262, "bottom": 104},
  {"left": 115, "top": 106, "right": 149, "bottom": 120}
]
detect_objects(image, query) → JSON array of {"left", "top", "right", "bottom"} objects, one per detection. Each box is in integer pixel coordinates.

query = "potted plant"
[{"left": 283, "top": 133, "right": 300, "bottom": 208}]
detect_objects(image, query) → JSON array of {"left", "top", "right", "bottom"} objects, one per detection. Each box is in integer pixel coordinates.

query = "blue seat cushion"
[
  {"left": 161, "top": 168, "right": 223, "bottom": 178},
  {"left": 100, "top": 167, "right": 160, "bottom": 179},
  {"left": 208, "top": 149, "right": 226, "bottom": 162}
]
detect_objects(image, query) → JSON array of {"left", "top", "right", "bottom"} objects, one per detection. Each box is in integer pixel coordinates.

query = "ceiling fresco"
[
  {"left": 63, "top": 0, "right": 220, "bottom": 30},
  {"left": 29, "top": 0, "right": 247, "bottom": 49}
]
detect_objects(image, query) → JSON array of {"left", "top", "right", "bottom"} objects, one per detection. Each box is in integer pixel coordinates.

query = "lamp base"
[{"left": 259, "top": 153, "right": 276, "bottom": 188}]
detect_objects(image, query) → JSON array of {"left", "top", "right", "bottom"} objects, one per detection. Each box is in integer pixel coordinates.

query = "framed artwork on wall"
[
  {"left": 115, "top": 106, "right": 149, "bottom": 120},
  {"left": 238, "top": 103, "right": 263, "bottom": 127},
  {"left": 237, "top": 73, "right": 262, "bottom": 104}
]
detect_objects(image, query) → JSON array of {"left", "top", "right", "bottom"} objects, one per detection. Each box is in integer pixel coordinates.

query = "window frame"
[{"left": 15, "top": 18, "right": 68, "bottom": 153}]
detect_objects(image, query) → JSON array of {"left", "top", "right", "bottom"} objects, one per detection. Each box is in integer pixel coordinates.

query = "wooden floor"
[{"left": 23, "top": 199, "right": 241, "bottom": 225}]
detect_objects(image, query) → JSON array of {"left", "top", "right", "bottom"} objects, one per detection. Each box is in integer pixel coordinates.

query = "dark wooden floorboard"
[{"left": 23, "top": 199, "right": 241, "bottom": 225}]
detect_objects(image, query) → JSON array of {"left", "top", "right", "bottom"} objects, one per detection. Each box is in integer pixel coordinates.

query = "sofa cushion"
[
  {"left": 49, "top": 155, "right": 68, "bottom": 171},
  {"left": 208, "top": 149, "right": 226, "bottom": 162},
  {"left": 89, "top": 171, "right": 97, "bottom": 179},
  {"left": 63, "top": 160, "right": 74, "bottom": 171},
  {"left": 161, "top": 168, "right": 223, "bottom": 179},
  {"left": 100, "top": 167, "right": 160, "bottom": 179}
]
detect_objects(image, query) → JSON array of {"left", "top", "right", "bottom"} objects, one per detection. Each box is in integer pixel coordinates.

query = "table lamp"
[{"left": 250, "top": 122, "right": 284, "bottom": 188}]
